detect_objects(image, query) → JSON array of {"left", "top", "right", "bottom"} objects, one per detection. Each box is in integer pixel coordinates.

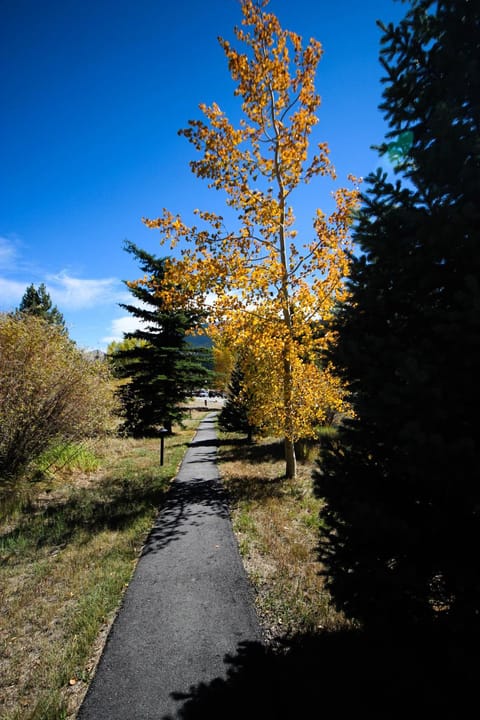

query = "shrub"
[{"left": 0, "top": 313, "right": 117, "bottom": 486}]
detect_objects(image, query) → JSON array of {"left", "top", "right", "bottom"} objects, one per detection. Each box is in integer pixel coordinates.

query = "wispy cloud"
[
  {"left": 46, "top": 271, "right": 127, "bottom": 310},
  {"left": 0, "top": 235, "right": 131, "bottom": 314}
]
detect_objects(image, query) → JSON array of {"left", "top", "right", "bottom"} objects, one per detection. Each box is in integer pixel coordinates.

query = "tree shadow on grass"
[
  {"left": 219, "top": 438, "right": 285, "bottom": 464},
  {"left": 1, "top": 464, "right": 234, "bottom": 562},
  {"left": 0, "top": 472, "right": 175, "bottom": 561},
  {"left": 218, "top": 439, "right": 292, "bottom": 504},
  {"left": 164, "top": 628, "right": 478, "bottom": 719},
  {"left": 223, "top": 473, "right": 286, "bottom": 503}
]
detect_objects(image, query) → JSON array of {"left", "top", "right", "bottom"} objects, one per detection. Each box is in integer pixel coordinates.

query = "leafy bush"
[{"left": 0, "top": 313, "right": 117, "bottom": 486}]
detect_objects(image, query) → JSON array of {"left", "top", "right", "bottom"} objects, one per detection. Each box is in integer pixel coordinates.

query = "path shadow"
[
  {"left": 142, "top": 475, "right": 229, "bottom": 556},
  {"left": 188, "top": 438, "right": 219, "bottom": 449},
  {"left": 163, "top": 628, "right": 478, "bottom": 719}
]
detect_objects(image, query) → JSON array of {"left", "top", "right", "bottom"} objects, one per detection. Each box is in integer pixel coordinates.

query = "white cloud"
[
  {"left": 102, "top": 314, "right": 146, "bottom": 345},
  {"left": 46, "top": 271, "right": 125, "bottom": 310},
  {"left": 0, "top": 268, "right": 130, "bottom": 317}
]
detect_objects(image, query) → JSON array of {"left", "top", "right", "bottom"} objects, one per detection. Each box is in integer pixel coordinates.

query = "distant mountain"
[
  {"left": 83, "top": 349, "right": 106, "bottom": 361},
  {"left": 186, "top": 334, "right": 213, "bottom": 349}
]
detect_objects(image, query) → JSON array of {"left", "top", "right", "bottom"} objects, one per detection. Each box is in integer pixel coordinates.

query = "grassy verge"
[
  {"left": 0, "top": 411, "right": 206, "bottom": 720},
  {"left": 217, "top": 431, "right": 350, "bottom": 643}
]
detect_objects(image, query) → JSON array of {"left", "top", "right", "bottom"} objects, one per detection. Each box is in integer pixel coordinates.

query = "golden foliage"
[{"left": 142, "top": 0, "right": 359, "bottom": 474}]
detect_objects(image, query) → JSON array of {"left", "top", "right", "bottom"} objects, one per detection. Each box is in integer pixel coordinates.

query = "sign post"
[{"left": 159, "top": 427, "right": 168, "bottom": 466}]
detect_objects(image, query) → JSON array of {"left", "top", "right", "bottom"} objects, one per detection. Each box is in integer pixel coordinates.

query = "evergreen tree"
[
  {"left": 111, "top": 241, "right": 210, "bottom": 436},
  {"left": 316, "top": 0, "right": 480, "bottom": 634},
  {"left": 17, "top": 283, "right": 66, "bottom": 331},
  {"left": 219, "top": 360, "right": 255, "bottom": 442}
]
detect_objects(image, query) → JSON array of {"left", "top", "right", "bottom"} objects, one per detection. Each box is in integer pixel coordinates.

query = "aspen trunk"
[
  {"left": 284, "top": 436, "right": 297, "bottom": 479},
  {"left": 274, "top": 83, "right": 297, "bottom": 481},
  {"left": 283, "top": 342, "right": 297, "bottom": 479}
]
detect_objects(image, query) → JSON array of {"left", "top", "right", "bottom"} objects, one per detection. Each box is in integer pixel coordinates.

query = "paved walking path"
[{"left": 78, "top": 413, "right": 262, "bottom": 720}]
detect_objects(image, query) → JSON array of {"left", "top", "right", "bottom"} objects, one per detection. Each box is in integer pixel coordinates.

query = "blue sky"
[{"left": 1, "top": 0, "right": 404, "bottom": 350}]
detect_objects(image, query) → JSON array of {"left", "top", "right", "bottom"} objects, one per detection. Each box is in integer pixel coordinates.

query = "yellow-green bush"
[{"left": 0, "top": 313, "right": 117, "bottom": 485}]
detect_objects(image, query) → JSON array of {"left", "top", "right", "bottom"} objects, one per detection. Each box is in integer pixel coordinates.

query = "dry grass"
[
  {"left": 1, "top": 409, "right": 348, "bottom": 717},
  {"left": 218, "top": 432, "right": 350, "bottom": 643},
  {"left": 0, "top": 411, "right": 206, "bottom": 720}
]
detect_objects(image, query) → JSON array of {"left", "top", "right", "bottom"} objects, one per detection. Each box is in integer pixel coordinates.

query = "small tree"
[
  {"left": 110, "top": 241, "right": 210, "bottom": 436},
  {"left": 316, "top": 0, "right": 480, "bottom": 633},
  {"left": 16, "top": 283, "right": 66, "bottom": 332},
  {"left": 219, "top": 359, "right": 255, "bottom": 441},
  {"left": 0, "top": 313, "right": 116, "bottom": 486},
  {"left": 143, "top": 0, "right": 358, "bottom": 477}
]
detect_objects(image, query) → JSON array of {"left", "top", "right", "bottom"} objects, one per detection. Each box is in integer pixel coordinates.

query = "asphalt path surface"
[{"left": 78, "top": 413, "right": 262, "bottom": 720}]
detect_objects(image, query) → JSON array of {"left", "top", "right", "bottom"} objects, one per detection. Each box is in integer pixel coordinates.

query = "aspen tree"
[{"left": 143, "top": 0, "right": 358, "bottom": 477}]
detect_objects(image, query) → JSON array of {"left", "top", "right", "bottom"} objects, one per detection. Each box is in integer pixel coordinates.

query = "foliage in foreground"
[
  {"left": 316, "top": 0, "right": 480, "bottom": 634},
  {"left": 143, "top": 0, "right": 358, "bottom": 477},
  {"left": 0, "top": 313, "right": 116, "bottom": 488}
]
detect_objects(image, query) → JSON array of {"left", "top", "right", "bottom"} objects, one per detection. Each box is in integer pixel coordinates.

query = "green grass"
[
  {"left": 0, "top": 412, "right": 206, "bottom": 720},
  {"left": 35, "top": 442, "right": 101, "bottom": 477},
  {"left": 0, "top": 442, "right": 102, "bottom": 521}
]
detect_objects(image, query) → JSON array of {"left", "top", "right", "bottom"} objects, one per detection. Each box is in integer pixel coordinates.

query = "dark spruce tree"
[
  {"left": 316, "top": 0, "right": 480, "bottom": 634},
  {"left": 219, "top": 360, "right": 255, "bottom": 442},
  {"left": 111, "top": 241, "right": 210, "bottom": 436},
  {"left": 16, "top": 282, "right": 66, "bottom": 331}
]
